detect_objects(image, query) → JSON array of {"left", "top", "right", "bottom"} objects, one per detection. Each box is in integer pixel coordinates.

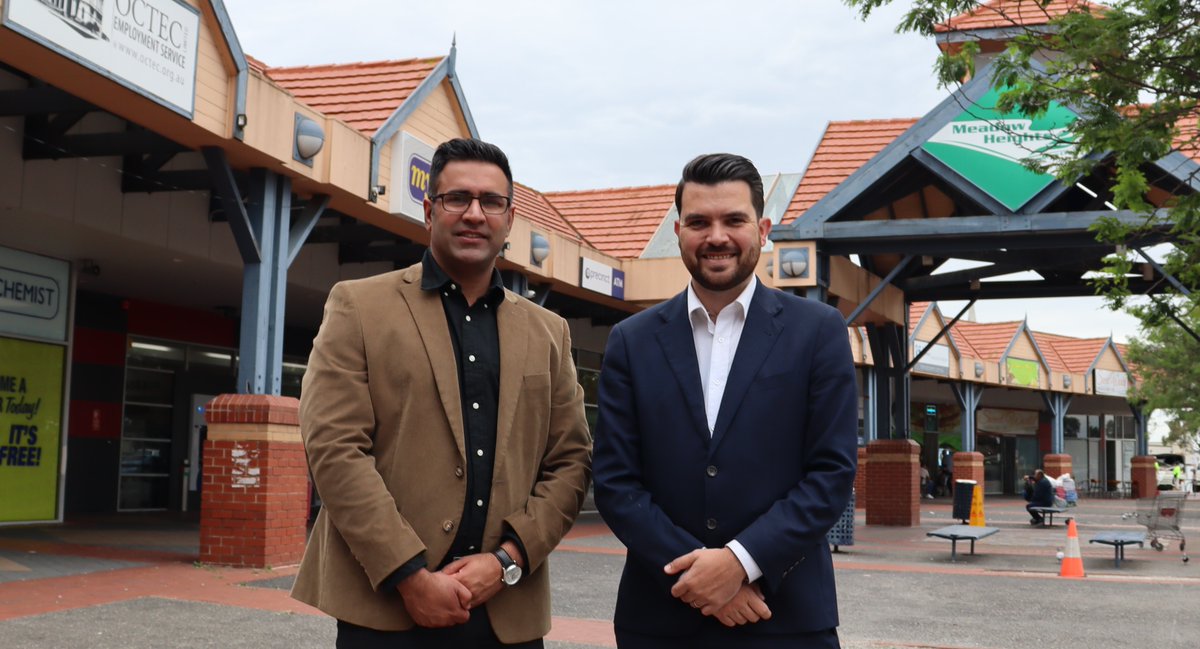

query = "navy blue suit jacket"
[{"left": 593, "top": 282, "right": 858, "bottom": 637}]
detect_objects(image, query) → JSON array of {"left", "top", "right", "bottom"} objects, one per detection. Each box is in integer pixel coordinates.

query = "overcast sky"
[{"left": 223, "top": 0, "right": 1145, "bottom": 343}]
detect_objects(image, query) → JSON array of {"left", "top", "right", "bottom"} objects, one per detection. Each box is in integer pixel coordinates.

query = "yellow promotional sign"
[{"left": 0, "top": 337, "right": 65, "bottom": 522}]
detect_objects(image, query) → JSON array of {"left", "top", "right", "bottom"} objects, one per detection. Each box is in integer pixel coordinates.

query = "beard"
[{"left": 685, "top": 245, "right": 760, "bottom": 293}]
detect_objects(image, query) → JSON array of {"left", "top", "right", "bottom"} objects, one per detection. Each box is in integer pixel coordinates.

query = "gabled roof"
[
  {"left": 936, "top": 0, "right": 1103, "bottom": 33},
  {"left": 264, "top": 57, "right": 444, "bottom": 134},
  {"left": 544, "top": 185, "right": 676, "bottom": 259},
  {"left": 1030, "top": 332, "right": 1074, "bottom": 373},
  {"left": 784, "top": 118, "right": 918, "bottom": 223},
  {"left": 950, "top": 320, "right": 1022, "bottom": 359},
  {"left": 909, "top": 301, "right": 934, "bottom": 331},
  {"left": 1038, "top": 335, "right": 1108, "bottom": 373},
  {"left": 513, "top": 183, "right": 584, "bottom": 243}
]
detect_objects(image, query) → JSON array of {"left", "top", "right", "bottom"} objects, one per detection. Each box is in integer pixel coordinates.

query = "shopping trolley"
[{"left": 1123, "top": 491, "right": 1188, "bottom": 563}]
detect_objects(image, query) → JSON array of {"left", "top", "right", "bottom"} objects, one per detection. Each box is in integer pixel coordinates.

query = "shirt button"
[
  {"left": 443, "top": 520, "right": 454, "bottom": 533},
  {"left": 442, "top": 291, "right": 449, "bottom": 297},
  {"left": 455, "top": 466, "right": 464, "bottom": 478},
  {"left": 472, "top": 402, "right": 480, "bottom": 410},
  {"left": 468, "top": 354, "right": 476, "bottom": 362},
  {"left": 476, "top": 449, "right": 484, "bottom": 457},
  {"left": 707, "top": 465, "right": 718, "bottom": 477},
  {"left": 718, "top": 337, "right": 726, "bottom": 343},
  {"left": 706, "top": 518, "right": 718, "bottom": 530},
  {"left": 450, "top": 283, "right": 457, "bottom": 290},
  {"left": 476, "top": 499, "right": 484, "bottom": 507},
  {"left": 465, "top": 315, "right": 472, "bottom": 322}
]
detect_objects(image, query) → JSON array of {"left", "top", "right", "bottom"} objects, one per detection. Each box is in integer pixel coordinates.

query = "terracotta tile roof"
[
  {"left": 513, "top": 183, "right": 583, "bottom": 243},
  {"left": 1176, "top": 113, "right": 1199, "bottom": 163},
  {"left": 263, "top": 57, "right": 444, "bottom": 134},
  {"left": 950, "top": 320, "right": 1023, "bottom": 360},
  {"left": 543, "top": 185, "right": 676, "bottom": 259},
  {"left": 909, "top": 301, "right": 935, "bottom": 331},
  {"left": 1030, "top": 332, "right": 1074, "bottom": 372},
  {"left": 936, "top": 0, "right": 1103, "bottom": 32},
  {"left": 784, "top": 118, "right": 918, "bottom": 224},
  {"left": 1049, "top": 336, "right": 1112, "bottom": 373}
]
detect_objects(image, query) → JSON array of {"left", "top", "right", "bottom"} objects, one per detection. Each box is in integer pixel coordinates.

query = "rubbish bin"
[
  {"left": 826, "top": 489, "right": 855, "bottom": 552},
  {"left": 952, "top": 479, "right": 976, "bottom": 522}
]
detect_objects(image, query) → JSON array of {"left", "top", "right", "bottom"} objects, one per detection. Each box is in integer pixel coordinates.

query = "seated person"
[
  {"left": 920, "top": 464, "right": 935, "bottom": 499},
  {"left": 1024, "top": 469, "right": 1055, "bottom": 525}
]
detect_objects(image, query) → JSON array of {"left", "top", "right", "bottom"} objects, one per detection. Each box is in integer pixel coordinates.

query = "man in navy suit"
[{"left": 593, "top": 153, "right": 858, "bottom": 648}]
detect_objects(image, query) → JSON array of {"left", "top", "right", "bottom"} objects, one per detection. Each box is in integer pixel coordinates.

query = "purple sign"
[{"left": 408, "top": 153, "right": 431, "bottom": 203}]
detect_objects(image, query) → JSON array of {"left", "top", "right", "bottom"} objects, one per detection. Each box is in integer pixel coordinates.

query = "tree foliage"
[
  {"left": 1125, "top": 305, "right": 1200, "bottom": 452},
  {"left": 845, "top": 0, "right": 1200, "bottom": 319}
]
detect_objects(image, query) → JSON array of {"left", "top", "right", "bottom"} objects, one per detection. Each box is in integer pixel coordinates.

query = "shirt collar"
[
  {"left": 420, "top": 250, "right": 506, "bottom": 305},
  {"left": 686, "top": 275, "right": 757, "bottom": 324}
]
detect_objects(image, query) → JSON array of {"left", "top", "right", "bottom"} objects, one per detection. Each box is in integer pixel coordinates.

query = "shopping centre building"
[{"left": 2, "top": 0, "right": 1196, "bottom": 561}]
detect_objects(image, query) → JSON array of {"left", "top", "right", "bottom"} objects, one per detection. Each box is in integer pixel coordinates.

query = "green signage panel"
[
  {"left": 1005, "top": 357, "right": 1040, "bottom": 388},
  {"left": 922, "top": 87, "right": 1076, "bottom": 211}
]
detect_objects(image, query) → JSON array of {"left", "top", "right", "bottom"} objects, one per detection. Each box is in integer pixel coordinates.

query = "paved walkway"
[{"left": 2, "top": 495, "right": 1197, "bottom": 648}]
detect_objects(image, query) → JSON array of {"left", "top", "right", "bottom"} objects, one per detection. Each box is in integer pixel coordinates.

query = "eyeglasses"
[{"left": 431, "top": 192, "right": 511, "bottom": 216}]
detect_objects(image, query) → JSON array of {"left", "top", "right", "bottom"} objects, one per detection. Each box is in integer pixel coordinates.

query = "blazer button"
[
  {"left": 706, "top": 518, "right": 717, "bottom": 530},
  {"left": 454, "top": 466, "right": 464, "bottom": 478},
  {"left": 442, "top": 520, "right": 454, "bottom": 533},
  {"left": 706, "top": 465, "right": 718, "bottom": 477}
]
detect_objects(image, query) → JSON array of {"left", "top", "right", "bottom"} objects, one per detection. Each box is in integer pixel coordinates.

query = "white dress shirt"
[{"left": 685, "top": 276, "right": 763, "bottom": 583}]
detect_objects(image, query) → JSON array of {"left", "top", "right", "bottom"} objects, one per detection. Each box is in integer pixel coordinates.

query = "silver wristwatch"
[{"left": 493, "top": 547, "right": 522, "bottom": 586}]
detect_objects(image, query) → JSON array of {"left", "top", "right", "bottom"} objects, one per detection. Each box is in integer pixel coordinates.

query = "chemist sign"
[
  {"left": 580, "top": 257, "right": 625, "bottom": 300},
  {"left": 3, "top": 0, "right": 200, "bottom": 117},
  {"left": 0, "top": 246, "right": 70, "bottom": 343},
  {"left": 0, "top": 337, "right": 65, "bottom": 523}
]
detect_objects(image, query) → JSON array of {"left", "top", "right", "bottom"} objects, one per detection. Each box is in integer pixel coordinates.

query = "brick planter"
[
  {"left": 1043, "top": 454, "right": 1073, "bottom": 480},
  {"left": 199, "top": 394, "right": 309, "bottom": 568},
  {"left": 1130, "top": 455, "right": 1159, "bottom": 499},
  {"left": 854, "top": 446, "right": 867, "bottom": 510}
]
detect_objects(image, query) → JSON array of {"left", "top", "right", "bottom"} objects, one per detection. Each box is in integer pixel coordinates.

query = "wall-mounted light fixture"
[
  {"left": 974, "top": 361, "right": 984, "bottom": 378},
  {"left": 1063, "top": 375, "right": 1072, "bottom": 388},
  {"left": 764, "top": 257, "right": 774, "bottom": 278},
  {"left": 779, "top": 248, "right": 809, "bottom": 279},
  {"left": 530, "top": 232, "right": 550, "bottom": 267},
  {"left": 293, "top": 114, "right": 325, "bottom": 165}
]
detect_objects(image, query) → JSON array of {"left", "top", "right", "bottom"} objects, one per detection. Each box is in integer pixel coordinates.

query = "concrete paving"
[{"left": 1, "top": 495, "right": 1197, "bottom": 648}]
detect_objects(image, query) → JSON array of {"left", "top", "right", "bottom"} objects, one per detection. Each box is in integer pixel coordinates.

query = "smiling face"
[
  {"left": 423, "top": 160, "right": 514, "bottom": 283},
  {"left": 675, "top": 180, "right": 771, "bottom": 300}
]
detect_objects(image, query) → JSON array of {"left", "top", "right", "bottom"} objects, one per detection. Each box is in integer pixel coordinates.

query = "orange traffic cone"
[
  {"left": 969, "top": 484, "right": 986, "bottom": 527},
  {"left": 1059, "top": 518, "right": 1085, "bottom": 578}
]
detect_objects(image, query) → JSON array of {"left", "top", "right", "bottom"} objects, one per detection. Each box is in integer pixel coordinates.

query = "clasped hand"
[
  {"left": 664, "top": 548, "right": 772, "bottom": 626},
  {"left": 397, "top": 553, "right": 505, "bottom": 628}
]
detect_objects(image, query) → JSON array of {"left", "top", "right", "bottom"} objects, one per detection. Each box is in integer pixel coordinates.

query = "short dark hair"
[
  {"left": 428, "top": 138, "right": 513, "bottom": 200},
  {"left": 674, "top": 153, "right": 764, "bottom": 218}
]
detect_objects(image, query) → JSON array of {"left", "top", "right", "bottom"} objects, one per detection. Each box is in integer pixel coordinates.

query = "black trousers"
[
  {"left": 336, "top": 607, "right": 544, "bottom": 649},
  {"left": 616, "top": 623, "right": 840, "bottom": 649}
]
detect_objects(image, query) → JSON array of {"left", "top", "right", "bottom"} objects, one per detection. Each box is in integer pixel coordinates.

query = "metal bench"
[
  {"left": 927, "top": 525, "right": 1000, "bottom": 561},
  {"left": 1089, "top": 531, "right": 1146, "bottom": 567},
  {"left": 1028, "top": 505, "right": 1068, "bottom": 526}
]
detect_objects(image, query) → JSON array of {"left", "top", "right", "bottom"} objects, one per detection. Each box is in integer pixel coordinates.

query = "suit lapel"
[
  {"left": 495, "top": 290, "right": 528, "bottom": 467},
  {"left": 655, "top": 292, "right": 710, "bottom": 443},
  {"left": 396, "top": 265, "right": 465, "bottom": 460},
  {"left": 710, "top": 283, "right": 784, "bottom": 454}
]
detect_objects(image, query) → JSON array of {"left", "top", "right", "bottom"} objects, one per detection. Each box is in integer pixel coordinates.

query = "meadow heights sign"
[
  {"left": 4, "top": 0, "right": 200, "bottom": 117},
  {"left": 922, "top": 87, "right": 1076, "bottom": 211}
]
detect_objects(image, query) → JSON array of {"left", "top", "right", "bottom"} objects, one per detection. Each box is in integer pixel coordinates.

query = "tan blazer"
[{"left": 291, "top": 263, "right": 592, "bottom": 643}]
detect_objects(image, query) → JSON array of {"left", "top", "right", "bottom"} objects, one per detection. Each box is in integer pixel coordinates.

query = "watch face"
[{"left": 502, "top": 564, "right": 522, "bottom": 586}]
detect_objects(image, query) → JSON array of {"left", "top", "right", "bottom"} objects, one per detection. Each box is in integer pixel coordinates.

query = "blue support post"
[
  {"left": 1041, "top": 392, "right": 1073, "bottom": 454},
  {"left": 951, "top": 382, "right": 983, "bottom": 453}
]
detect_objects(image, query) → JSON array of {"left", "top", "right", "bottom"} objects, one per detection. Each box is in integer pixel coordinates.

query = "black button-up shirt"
[{"left": 419, "top": 251, "right": 506, "bottom": 560}]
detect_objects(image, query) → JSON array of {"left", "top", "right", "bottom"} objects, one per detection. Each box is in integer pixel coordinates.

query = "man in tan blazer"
[{"left": 292, "top": 138, "right": 592, "bottom": 648}]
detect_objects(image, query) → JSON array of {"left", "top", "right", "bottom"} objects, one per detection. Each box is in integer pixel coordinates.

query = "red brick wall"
[
  {"left": 1043, "top": 453, "right": 1072, "bottom": 480},
  {"left": 952, "top": 451, "right": 984, "bottom": 488},
  {"left": 1130, "top": 455, "right": 1158, "bottom": 499},
  {"left": 865, "top": 439, "right": 920, "bottom": 526},
  {"left": 854, "top": 447, "right": 868, "bottom": 510},
  {"left": 199, "top": 395, "right": 308, "bottom": 568}
]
